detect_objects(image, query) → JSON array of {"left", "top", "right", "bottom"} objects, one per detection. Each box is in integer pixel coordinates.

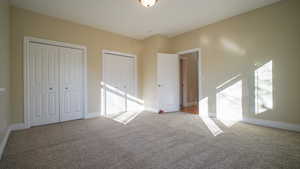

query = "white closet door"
[
  {"left": 103, "top": 54, "right": 127, "bottom": 117},
  {"left": 60, "top": 47, "right": 84, "bottom": 121},
  {"left": 29, "top": 43, "right": 60, "bottom": 126},
  {"left": 123, "top": 57, "right": 135, "bottom": 96},
  {"left": 123, "top": 57, "right": 138, "bottom": 112}
]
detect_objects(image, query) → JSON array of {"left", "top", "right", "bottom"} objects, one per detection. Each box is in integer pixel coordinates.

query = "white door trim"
[
  {"left": 177, "top": 48, "right": 203, "bottom": 107},
  {"left": 179, "top": 57, "right": 189, "bottom": 107},
  {"left": 101, "top": 50, "right": 138, "bottom": 116},
  {"left": 24, "top": 37, "right": 88, "bottom": 128}
]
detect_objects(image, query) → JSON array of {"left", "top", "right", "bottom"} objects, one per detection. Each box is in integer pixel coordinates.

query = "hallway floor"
[{"left": 181, "top": 105, "right": 198, "bottom": 114}]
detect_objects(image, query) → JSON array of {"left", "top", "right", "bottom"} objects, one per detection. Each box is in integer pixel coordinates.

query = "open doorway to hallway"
[{"left": 179, "top": 51, "right": 199, "bottom": 114}]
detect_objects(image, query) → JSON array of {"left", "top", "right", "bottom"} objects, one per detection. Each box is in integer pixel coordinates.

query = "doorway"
[
  {"left": 156, "top": 49, "right": 202, "bottom": 114},
  {"left": 179, "top": 51, "right": 199, "bottom": 114}
]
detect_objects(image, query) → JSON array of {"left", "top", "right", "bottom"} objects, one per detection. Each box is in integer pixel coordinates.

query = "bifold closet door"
[
  {"left": 28, "top": 43, "right": 84, "bottom": 127},
  {"left": 122, "top": 56, "right": 137, "bottom": 112},
  {"left": 103, "top": 53, "right": 136, "bottom": 117},
  {"left": 28, "top": 43, "right": 60, "bottom": 126},
  {"left": 103, "top": 54, "right": 127, "bottom": 117},
  {"left": 60, "top": 47, "right": 84, "bottom": 122}
]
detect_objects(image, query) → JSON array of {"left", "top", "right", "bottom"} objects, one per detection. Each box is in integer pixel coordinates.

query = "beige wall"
[
  {"left": 8, "top": 0, "right": 300, "bottom": 126},
  {"left": 141, "top": 35, "right": 171, "bottom": 110},
  {"left": 10, "top": 7, "right": 143, "bottom": 123},
  {"left": 0, "top": 0, "right": 11, "bottom": 132},
  {"left": 170, "top": 0, "right": 300, "bottom": 124}
]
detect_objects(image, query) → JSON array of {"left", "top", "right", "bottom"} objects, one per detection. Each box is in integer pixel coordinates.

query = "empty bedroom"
[{"left": 0, "top": 0, "right": 299, "bottom": 168}]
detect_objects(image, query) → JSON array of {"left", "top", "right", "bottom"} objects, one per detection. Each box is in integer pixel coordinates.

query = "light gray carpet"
[{"left": 1, "top": 112, "right": 300, "bottom": 169}]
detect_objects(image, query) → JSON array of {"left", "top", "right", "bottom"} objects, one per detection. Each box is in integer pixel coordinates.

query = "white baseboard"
[
  {"left": 85, "top": 112, "right": 101, "bottom": 119},
  {"left": 10, "top": 123, "right": 27, "bottom": 131},
  {"left": 145, "top": 107, "right": 182, "bottom": 113},
  {"left": 243, "top": 118, "right": 300, "bottom": 132},
  {"left": 209, "top": 113, "right": 216, "bottom": 118},
  {"left": 0, "top": 127, "right": 11, "bottom": 160},
  {"left": 0, "top": 123, "right": 27, "bottom": 159},
  {"left": 199, "top": 113, "right": 216, "bottom": 118},
  {"left": 144, "top": 107, "right": 159, "bottom": 113}
]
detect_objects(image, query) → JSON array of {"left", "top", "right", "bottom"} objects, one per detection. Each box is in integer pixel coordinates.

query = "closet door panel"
[
  {"left": 123, "top": 57, "right": 139, "bottom": 113},
  {"left": 102, "top": 54, "right": 139, "bottom": 117},
  {"left": 28, "top": 43, "right": 60, "bottom": 126},
  {"left": 29, "top": 43, "right": 43, "bottom": 125},
  {"left": 43, "top": 45, "right": 60, "bottom": 123},
  {"left": 60, "top": 47, "right": 84, "bottom": 121},
  {"left": 124, "top": 57, "right": 135, "bottom": 96},
  {"left": 103, "top": 54, "right": 126, "bottom": 117}
]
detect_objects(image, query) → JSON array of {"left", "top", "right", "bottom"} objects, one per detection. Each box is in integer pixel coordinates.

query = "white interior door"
[
  {"left": 28, "top": 43, "right": 60, "bottom": 126},
  {"left": 60, "top": 47, "right": 84, "bottom": 122},
  {"left": 157, "top": 53, "right": 180, "bottom": 112},
  {"left": 103, "top": 53, "right": 136, "bottom": 117}
]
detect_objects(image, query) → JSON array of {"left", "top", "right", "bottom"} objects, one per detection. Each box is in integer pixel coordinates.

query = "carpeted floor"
[{"left": 1, "top": 112, "right": 300, "bottom": 169}]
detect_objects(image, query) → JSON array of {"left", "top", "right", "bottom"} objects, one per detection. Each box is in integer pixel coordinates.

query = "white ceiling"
[{"left": 10, "top": 0, "right": 280, "bottom": 39}]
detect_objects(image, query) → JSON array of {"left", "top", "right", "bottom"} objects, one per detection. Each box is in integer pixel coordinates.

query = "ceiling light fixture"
[{"left": 139, "top": 0, "right": 158, "bottom": 8}]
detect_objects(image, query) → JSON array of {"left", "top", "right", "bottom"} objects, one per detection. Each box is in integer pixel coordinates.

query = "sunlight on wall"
[
  {"left": 216, "top": 74, "right": 241, "bottom": 89},
  {"left": 101, "top": 82, "right": 144, "bottom": 124},
  {"left": 101, "top": 83, "right": 105, "bottom": 116},
  {"left": 255, "top": 61, "right": 273, "bottom": 114},
  {"left": 199, "top": 97, "right": 209, "bottom": 117},
  {"left": 201, "top": 117, "right": 223, "bottom": 136},
  {"left": 220, "top": 38, "right": 246, "bottom": 56},
  {"left": 199, "top": 97, "right": 223, "bottom": 136},
  {"left": 127, "top": 94, "right": 145, "bottom": 113},
  {"left": 217, "top": 80, "right": 243, "bottom": 127}
]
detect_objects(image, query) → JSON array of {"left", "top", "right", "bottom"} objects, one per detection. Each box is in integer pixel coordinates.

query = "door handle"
[
  {"left": 65, "top": 87, "right": 69, "bottom": 90},
  {"left": 49, "top": 88, "right": 53, "bottom": 90}
]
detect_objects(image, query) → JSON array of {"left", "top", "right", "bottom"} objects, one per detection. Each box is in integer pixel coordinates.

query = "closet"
[
  {"left": 25, "top": 38, "right": 86, "bottom": 127},
  {"left": 102, "top": 52, "right": 137, "bottom": 117}
]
